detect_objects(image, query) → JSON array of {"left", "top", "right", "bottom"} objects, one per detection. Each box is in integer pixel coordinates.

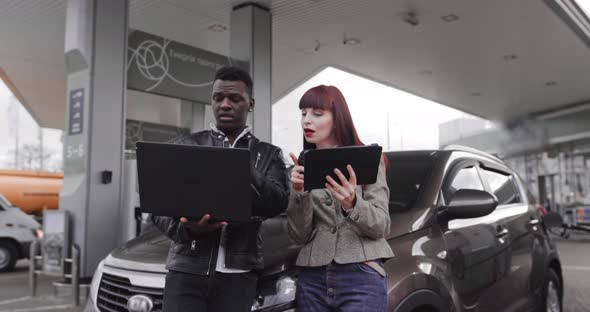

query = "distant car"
[
  {"left": 86, "top": 146, "right": 563, "bottom": 312},
  {"left": 0, "top": 193, "right": 41, "bottom": 272}
]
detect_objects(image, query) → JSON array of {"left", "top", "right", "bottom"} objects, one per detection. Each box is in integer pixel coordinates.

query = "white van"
[{"left": 0, "top": 193, "right": 41, "bottom": 272}]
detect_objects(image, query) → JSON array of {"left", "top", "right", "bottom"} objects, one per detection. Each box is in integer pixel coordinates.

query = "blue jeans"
[{"left": 296, "top": 261, "right": 387, "bottom": 312}]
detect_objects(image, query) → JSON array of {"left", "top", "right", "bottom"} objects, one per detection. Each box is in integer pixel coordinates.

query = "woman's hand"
[
  {"left": 289, "top": 152, "right": 305, "bottom": 193},
  {"left": 325, "top": 165, "right": 357, "bottom": 210}
]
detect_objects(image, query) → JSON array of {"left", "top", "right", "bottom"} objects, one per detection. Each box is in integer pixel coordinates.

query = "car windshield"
[
  {"left": 385, "top": 152, "right": 436, "bottom": 213},
  {"left": 0, "top": 194, "right": 13, "bottom": 210}
]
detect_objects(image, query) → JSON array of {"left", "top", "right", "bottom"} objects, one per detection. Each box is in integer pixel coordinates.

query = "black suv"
[{"left": 86, "top": 146, "right": 563, "bottom": 312}]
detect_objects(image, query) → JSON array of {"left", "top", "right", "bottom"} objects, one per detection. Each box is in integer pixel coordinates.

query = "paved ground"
[
  {"left": 0, "top": 260, "right": 85, "bottom": 312},
  {"left": 0, "top": 233, "right": 589, "bottom": 312},
  {"left": 555, "top": 233, "right": 590, "bottom": 312}
]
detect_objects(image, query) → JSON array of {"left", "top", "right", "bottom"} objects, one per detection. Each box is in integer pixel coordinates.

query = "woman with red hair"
[{"left": 286, "top": 85, "right": 393, "bottom": 311}]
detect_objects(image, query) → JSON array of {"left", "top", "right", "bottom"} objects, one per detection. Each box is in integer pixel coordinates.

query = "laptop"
[
  {"left": 298, "top": 145, "right": 383, "bottom": 191},
  {"left": 136, "top": 141, "right": 252, "bottom": 222}
]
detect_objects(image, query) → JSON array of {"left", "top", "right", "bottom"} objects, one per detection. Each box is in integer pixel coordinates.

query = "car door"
[
  {"left": 440, "top": 160, "right": 510, "bottom": 312},
  {"left": 479, "top": 166, "right": 537, "bottom": 311}
]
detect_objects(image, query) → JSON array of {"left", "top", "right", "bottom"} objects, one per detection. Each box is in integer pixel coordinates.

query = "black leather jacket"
[{"left": 151, "top": 128, "right": 289, "bottom": 275}]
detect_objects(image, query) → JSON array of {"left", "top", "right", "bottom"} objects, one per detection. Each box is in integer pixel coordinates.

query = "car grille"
[{"left": 97, "top": 273, "right": 164, "bottom": 312}]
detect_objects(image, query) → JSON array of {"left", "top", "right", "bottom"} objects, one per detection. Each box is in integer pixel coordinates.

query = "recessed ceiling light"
[
  {"left": 545, "top": 81, "right": 557, "bottom": 86},
  {"left": 471, "top": 92, "right": 482, "bottom": 97},
  {"left": 207, "top": 24, "right": 227, "bottom": 32},
  {"left": 503, "top": 54, "right": 519, "bottom": 62},
  {"left": 441, "top": 14, "right": 459, "bottom": 22},
  {"left": 343, "top": 38, "right": 361, "bottom": 46}
]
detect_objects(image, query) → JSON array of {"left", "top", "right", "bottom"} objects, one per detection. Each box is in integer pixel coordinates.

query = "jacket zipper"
[
  {"left": 204, "top": 130, "right": 250, "bottom": 275},
  {"left": 255, "top": 152, "right": 261, "bottom": 168},
  {"left": 206, "top": 239, "right": 215, "bottom": 275}
]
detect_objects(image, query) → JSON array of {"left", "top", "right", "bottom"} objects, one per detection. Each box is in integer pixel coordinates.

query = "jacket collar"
[{"left": 209, "top": 123, "right": 252, "bottom": 148}]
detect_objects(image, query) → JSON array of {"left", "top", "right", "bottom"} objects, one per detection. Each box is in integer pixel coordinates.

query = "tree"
[{"left": 4, "top": 144, "right": 54, "bottom": 171}]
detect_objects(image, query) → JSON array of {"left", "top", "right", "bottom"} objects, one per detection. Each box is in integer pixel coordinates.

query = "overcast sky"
[{"left": 0, "top": 82, "right": 63, "bottom": 171}]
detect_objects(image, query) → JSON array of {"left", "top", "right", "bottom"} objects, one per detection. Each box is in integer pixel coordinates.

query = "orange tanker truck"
[{"left": 0, "top": 170, "right": 63, "bottom": 215}]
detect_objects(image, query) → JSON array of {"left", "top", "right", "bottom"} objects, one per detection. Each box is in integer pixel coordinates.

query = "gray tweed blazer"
[{"left": 286, "top": 160, "right": 394, "bottom": 267}]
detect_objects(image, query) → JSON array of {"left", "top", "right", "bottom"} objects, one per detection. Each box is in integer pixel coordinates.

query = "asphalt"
[
  {"left": 0, "top": 260, "right": 85, "bottom": 312},
  {"left": 0, "top": 234, "right": 588, "bottom": 312},
  {"left": 555, "top": 233, "right": 590, "bottom": 312}
]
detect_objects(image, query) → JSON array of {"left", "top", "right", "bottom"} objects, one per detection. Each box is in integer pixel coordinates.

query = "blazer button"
[
  {"left": 331, "top": 227, "right": 337, "bottom": 233},
  {"left": 325, "top": 198, "right": 333, "bottom": 206}
]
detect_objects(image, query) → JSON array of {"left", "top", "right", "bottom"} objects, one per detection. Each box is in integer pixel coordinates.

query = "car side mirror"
[
  {"left": 543, "top": 212, "right": 563, "bottom": 229},
  {"left": 447, "top": 189, "right": 498, "bottom": 220}
]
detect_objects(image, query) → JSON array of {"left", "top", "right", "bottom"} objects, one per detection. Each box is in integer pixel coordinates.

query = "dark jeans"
[
  {"left": 296, "top": 261, "right": 387, "bottom": 312},
  {"left": 162, "top": 270, "right": 258, "bottom": 312}
]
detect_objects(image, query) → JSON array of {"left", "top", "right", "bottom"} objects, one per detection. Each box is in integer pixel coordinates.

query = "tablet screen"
[{"left": 299, "top": 145, "right": 382, "bottom": 191}]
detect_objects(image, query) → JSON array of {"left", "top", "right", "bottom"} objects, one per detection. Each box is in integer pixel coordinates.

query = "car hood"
[
  {"left": 1, "top": 207, "right": 41, "bottom": 229},
  {"left": 105, "top": 215, "right": 301, "bottom": 275},
  {"left": 105, "top": 225, "right": 169, "bottom": 273}
]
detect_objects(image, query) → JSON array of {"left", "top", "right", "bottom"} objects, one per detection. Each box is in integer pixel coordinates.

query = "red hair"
[
  {"left": 299, "top": 85, "right": 364, "bottom": 150},
  {"left": 298, "top": 85, "right": 389, "bottom": 169}
]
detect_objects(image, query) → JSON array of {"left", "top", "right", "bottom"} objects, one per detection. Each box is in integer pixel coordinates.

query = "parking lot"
[
  {"left": 556, "top": 234, "right": 590, "bottom": 312},
  {"left": 0, "top": 261, "right": 84, "bottom": 312},
  {"left": 0, "top": 234, "right": 589, "bottom": 312}
]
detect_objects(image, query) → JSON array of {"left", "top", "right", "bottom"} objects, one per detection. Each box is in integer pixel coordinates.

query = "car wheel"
[
  {"left": 0, "top": 241, "right": 18, "bottom": 272},
  {"left": 542, "top": 269, "right": 562, "bottom": 312}
]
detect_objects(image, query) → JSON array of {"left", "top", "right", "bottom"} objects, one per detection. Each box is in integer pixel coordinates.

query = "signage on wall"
[
  {"left": 127, "top": 29, "right": 247, "bottom": 103},
  {"left": 125, "top": 119, "right": 190, "bottom": 150},
  {"left": 68, "top": 88, "right": 84, "bottom": 135}
]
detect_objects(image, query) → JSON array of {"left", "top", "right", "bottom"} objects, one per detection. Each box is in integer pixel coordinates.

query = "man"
[{"left": 151, "top": 66, "right": 289, "bottom": 311}]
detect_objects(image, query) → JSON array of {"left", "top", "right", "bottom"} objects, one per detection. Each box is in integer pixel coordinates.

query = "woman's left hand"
[{"left": 325, "top": 165, "right": 357, "bottom": 210}]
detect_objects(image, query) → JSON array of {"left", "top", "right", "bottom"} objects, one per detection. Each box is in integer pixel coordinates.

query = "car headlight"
[
  {"left": 88, "top": 259, "right": 104, "bottom": 309},
  {"left": 29, "top": 228, "right": 43, "bottom": 239},
  {"left": 251, "top": 275, "right": 296, "bottom": 311}
]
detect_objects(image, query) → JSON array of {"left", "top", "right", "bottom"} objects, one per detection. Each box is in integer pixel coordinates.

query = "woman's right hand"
[{"left": 289, "top": 152, "right": 305, "bottom": 193}]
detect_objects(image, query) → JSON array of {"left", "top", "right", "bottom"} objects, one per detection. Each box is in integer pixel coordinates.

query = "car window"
[
  {"left": 385, "top": 153, "right": 436, "bottom": 214},
  {"left": 480, "top": 169, "right": 522, "bottom": 205},
  {"left": 0, "top": 194, "right": 12, "bottom": 210},
  {"left": 444, "top": 166, "right": 485, "bottom": 202}
]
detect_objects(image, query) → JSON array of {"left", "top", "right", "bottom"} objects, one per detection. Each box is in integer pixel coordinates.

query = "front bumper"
[{"left": 20, "top": 241, "right": 31, "bottom": 259}]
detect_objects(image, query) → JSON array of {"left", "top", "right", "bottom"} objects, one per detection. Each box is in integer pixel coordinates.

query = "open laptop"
[{"left": 136, "top": 141, "right": 252, "bottom": 222}]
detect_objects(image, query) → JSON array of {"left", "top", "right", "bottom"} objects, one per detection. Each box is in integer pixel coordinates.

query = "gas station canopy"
[{"left": 0, "top": 0, "right": 589, "bottom": 129}]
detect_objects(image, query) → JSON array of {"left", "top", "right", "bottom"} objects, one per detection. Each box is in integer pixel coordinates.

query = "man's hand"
[{"left": 180, "top": 214, "right": 227, "bottom": 236}]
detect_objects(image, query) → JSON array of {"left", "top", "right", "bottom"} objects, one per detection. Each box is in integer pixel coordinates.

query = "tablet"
[{"left": 298, "top": 145, "right": 382, "bottom": 191}]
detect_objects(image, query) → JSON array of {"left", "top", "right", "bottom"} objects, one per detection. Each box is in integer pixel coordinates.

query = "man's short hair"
[{"left": 214, "top": 66, "right": 253, "bottom": 96}]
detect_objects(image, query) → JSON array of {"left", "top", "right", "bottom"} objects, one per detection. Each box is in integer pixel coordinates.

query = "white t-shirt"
[
  {"left": 211, "top": 124, "right": 252, "bottom": 273},
  {"left": 215, "top": 225, "right": 249, "bottom": 273}
]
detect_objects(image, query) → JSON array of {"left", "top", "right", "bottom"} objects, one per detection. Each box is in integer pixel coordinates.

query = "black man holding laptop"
[{"left": 142, "top": 67, "right": 289, "bottom": 312}]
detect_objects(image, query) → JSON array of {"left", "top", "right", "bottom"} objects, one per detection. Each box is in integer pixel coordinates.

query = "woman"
[{"left": 287, "top": 85, "right": 393, "bottom": 312}]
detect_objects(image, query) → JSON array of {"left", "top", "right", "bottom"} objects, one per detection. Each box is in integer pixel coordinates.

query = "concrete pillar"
[
  {"left": 180, "top": 100, "right": 206, "bottom": 133},
  {"left": 230, "top": 3, "right": 272, "bottom": 142},
  {"left": 61, "top": 0, "right": 128, "bottom": 278}
]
